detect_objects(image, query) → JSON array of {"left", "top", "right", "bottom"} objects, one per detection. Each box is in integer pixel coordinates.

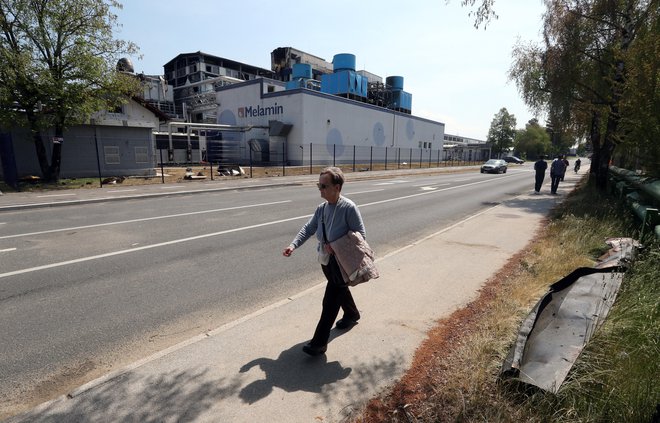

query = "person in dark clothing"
[
  {"left": 283, "top": 167, "right": 366, "bottom": 356},
  {"left": 550, "top": 155, "right": 567, "bottom": 194},
  {"left": 574, "top": 158, "right": 582, "bottom": 173},
  {"left": 561, "top": 157, "right": 569, "bottom": 181},
  {"left": 533, "top": 156, "right": 548, "bottom": 194}
]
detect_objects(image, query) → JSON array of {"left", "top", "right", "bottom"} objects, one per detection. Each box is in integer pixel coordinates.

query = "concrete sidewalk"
[{"left": 5, "top": 172, "right": 580, "bottom": 423}]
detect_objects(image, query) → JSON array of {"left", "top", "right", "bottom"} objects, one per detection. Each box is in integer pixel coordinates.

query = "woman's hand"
[{"left": 283, "top": 246, "right": 295, "bottom": 257}]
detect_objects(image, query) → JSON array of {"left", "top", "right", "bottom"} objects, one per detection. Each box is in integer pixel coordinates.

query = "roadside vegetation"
[{"left": 355, "top": 178, "right": 659, "bottom": 422}]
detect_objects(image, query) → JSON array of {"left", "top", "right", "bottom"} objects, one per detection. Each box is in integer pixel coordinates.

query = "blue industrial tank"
[
  {"left": 333, "top": 53, "right": 356, "bottom": 72},
  {"left": 386, "top": 76, "right": 404, "bottom": 91},
  {"left": 292, "top": 63, "right": 313, "bottom": 79}
]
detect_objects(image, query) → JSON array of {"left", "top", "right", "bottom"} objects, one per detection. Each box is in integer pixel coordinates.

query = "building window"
[
  {"left": 418, "top": 141, "right": 423, "bottom": 148},
  {"left": 267, "top": 85, "right": 275, "bottom": 93},
  {"left": 104, "top": 146, "right": 120, "bottom": 165},
  {"left": 135, "top": 146, "right": 148, "bottom": 163}
]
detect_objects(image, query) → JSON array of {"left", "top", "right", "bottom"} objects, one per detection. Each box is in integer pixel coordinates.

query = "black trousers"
[
  {"left": 551, "top": 174, "right": 561, "bottom": 193},
  {"left": 310, "top": 255, "right": 360, "bottom": 347},
  {"left": 534, "top": 172, "right": 545, "bottom": 192}
]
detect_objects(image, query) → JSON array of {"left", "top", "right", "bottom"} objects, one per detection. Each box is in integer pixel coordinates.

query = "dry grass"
[{"left": 353, "top": 180, "right": 657, "bottom": 422}]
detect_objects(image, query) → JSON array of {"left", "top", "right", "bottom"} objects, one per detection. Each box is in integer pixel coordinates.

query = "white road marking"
[
  {"left": 0, "top": 213, "right": 313, "bottom": 279},
  {"left": 0, "top": 175, "right": 518, "bottom": 279},
  {"left": 411, "top": 182, "right": 450, "bottom": 187},
  {"left": 36, "top": 193, "right": 77, "bottom": 198},
  {"left": 0, "top": 200, "right": 291, "bottom": 240},
  {"left": 359, "top": 173, "right": 519, "bottom": 207},
  {"left": 343, "top": 189, "right": 384, "bottom": 195},
  {"left": 420, "top": 186, "right": 437, "bottom": 191},
  {"left": 0, "top": 248, "right": 17, "bottom": 252},
  {"left": 373, "top": 179, "right": 407, "bottom": 185}
]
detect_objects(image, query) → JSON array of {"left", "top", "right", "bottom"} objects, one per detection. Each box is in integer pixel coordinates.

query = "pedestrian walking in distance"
[
  {"left": 550, "top": 155, "right": 567, "bottom": 194},
  {"left": 533, "top": 155, "right": 548, "bottom": 194},
  {"left": 283, "top": 167, "right": 366, "bottom": 356},
  {"left": 574, "top": 158, "right": 581, "bottom": 173},
  {"left": 560, "top": 156, "right": 569, "bottom": 181}
]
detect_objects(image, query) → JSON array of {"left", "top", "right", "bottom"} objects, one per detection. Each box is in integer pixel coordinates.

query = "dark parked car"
[
  {"left": 503, "top": 156, "right": 524, "bottom": 164},
  {"left": 480, "top": 159, "right": 508, "bottom": 174}
]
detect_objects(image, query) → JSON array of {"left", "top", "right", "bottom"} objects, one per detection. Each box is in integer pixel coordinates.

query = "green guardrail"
[{"left": 609, "top": 166, "right": 660, "bottom": 241}]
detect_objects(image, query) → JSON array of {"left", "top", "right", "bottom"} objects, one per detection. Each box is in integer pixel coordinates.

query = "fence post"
[
  {"left": 282, "top": 140, "right": 286, "bottom": 177},
  {"left": 370, "top": 146, "right": 373, "bottom": 171},
  {"left": 249, "top": 145, "right": 253, "bottom": 178},
  {"left": 159, "top": 148, "right": 164, "bottom": 184},
  {"left": 93, "top": 127, "right": 103, "bottom": 187},
  {"left": 309, "top": 143, "right": 313, "bottom": 174},
  {"left": 409, "top": 148, "right": 412, "bottom": 169},
  {"left": 333, "top": 144, "right": 336, "bottom": 167},
  {"left": 385, "top": 147, "right": 388, "bottom": 170},
  {"left": 353, "top": 145, "right": 356, "bottom": 172},
  {"left": 398, "top": 147, "right": 401, "bottom": 169}
]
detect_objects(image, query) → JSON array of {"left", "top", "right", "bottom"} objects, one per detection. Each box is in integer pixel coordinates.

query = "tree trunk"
[
  {"left": 588, "top": 111, "right": 601, "bottom": 179},
  {"left": 32, "top": 130, "right": 53, "bottom": 181},
  {"left": 48, "top": 124, "right": 64, "bottom": 182}
]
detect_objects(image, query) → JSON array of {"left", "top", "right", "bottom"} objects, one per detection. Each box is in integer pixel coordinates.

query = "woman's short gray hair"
[{"left": 320, "top": 167, "right": 345, "bottom": 187}]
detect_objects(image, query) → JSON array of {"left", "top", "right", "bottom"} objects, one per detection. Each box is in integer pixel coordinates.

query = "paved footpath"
[{"left": 3, "top": 169, "right": 581, "bottom": 423}]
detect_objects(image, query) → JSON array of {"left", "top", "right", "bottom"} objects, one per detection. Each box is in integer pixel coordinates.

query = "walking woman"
[{"left": 282, "top": 167, "right": 366, "bottom": 356}]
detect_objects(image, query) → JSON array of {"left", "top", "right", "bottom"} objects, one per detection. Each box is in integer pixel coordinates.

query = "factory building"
[
  {"left": 206, "top": 51, "right": 443, "bottom": 166},
  {"left": 163, "top": 52, "right": 278, "bottom": 124},
  {"left": 147, "top": 48, "right": 494, "bottom": 167}
]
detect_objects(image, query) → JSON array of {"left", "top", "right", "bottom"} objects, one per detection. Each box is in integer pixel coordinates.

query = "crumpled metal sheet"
[
  {"left": 500, "top": 238, "right": 639, "bottom": 393},
  {"left": 594, "top": 237, "right": 642, "bottom": 268}
]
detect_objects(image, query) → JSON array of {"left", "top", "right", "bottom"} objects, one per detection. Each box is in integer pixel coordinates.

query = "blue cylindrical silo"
[
  {"left": 333, "top": 53, "right": 356, "bottom": 72},
  {"left": 386, "top": 76, "right": 404, "bottom": 91},
  {"left": 292, "top": 63, "right": 313, "bottom": 79}
]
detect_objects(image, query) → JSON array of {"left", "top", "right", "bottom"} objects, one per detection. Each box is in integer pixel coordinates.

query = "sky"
[{"left": 113, "top": 0, "right": 547, "bottom": 141}]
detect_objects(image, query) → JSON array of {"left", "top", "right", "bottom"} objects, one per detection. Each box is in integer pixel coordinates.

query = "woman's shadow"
[{"left": 238, "top": 341, "right": 352, "bottom": 404}]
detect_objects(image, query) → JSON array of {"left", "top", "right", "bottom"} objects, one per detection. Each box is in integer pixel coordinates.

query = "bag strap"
[{"left": 321, "top": 203, "right": 328, "bottom": 244}]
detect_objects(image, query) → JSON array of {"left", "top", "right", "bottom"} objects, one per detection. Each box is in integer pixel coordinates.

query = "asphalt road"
[{"left": 0, "top": 167, "right": 534, "bottom": 413}]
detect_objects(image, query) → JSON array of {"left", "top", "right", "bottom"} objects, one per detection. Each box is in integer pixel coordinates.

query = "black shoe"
[
  {"left": 336, "top": 316, "right": 359, "bottom": 330},
  {"left": 302, "top": 343, "right": 327, "bottom": 356}
]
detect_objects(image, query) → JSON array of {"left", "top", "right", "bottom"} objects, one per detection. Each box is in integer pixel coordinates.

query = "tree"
[
  {"left": 509, "top": 0, "right": 658, "bottom": 187},
  {"left": 0, "top": 0, "right": 139, "bottom": 181},
  {"left": 514, "top": 119, "right": 552, "bottom": 159},
  {"left": 460, "top": 0, "right": 498, "bottom": 28},
  {"left": 615, "top": 5, "right": 660, "bottom": 175},
  {"left": 486, "top": 107, "right": 517, "bottom": 157}
]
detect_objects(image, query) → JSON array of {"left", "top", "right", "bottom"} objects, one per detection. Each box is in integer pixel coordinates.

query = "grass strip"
[{"left": 356, "top": 180, "right": 659, "bottom": 422}]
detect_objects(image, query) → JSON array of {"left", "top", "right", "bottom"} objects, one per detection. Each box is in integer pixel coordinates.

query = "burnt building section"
[
  {"left": 271, "top": 47, "right": 333, "bottom": 82},
  {"left": 163, "top": 52, "right": 279, "bottom": 124}
]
